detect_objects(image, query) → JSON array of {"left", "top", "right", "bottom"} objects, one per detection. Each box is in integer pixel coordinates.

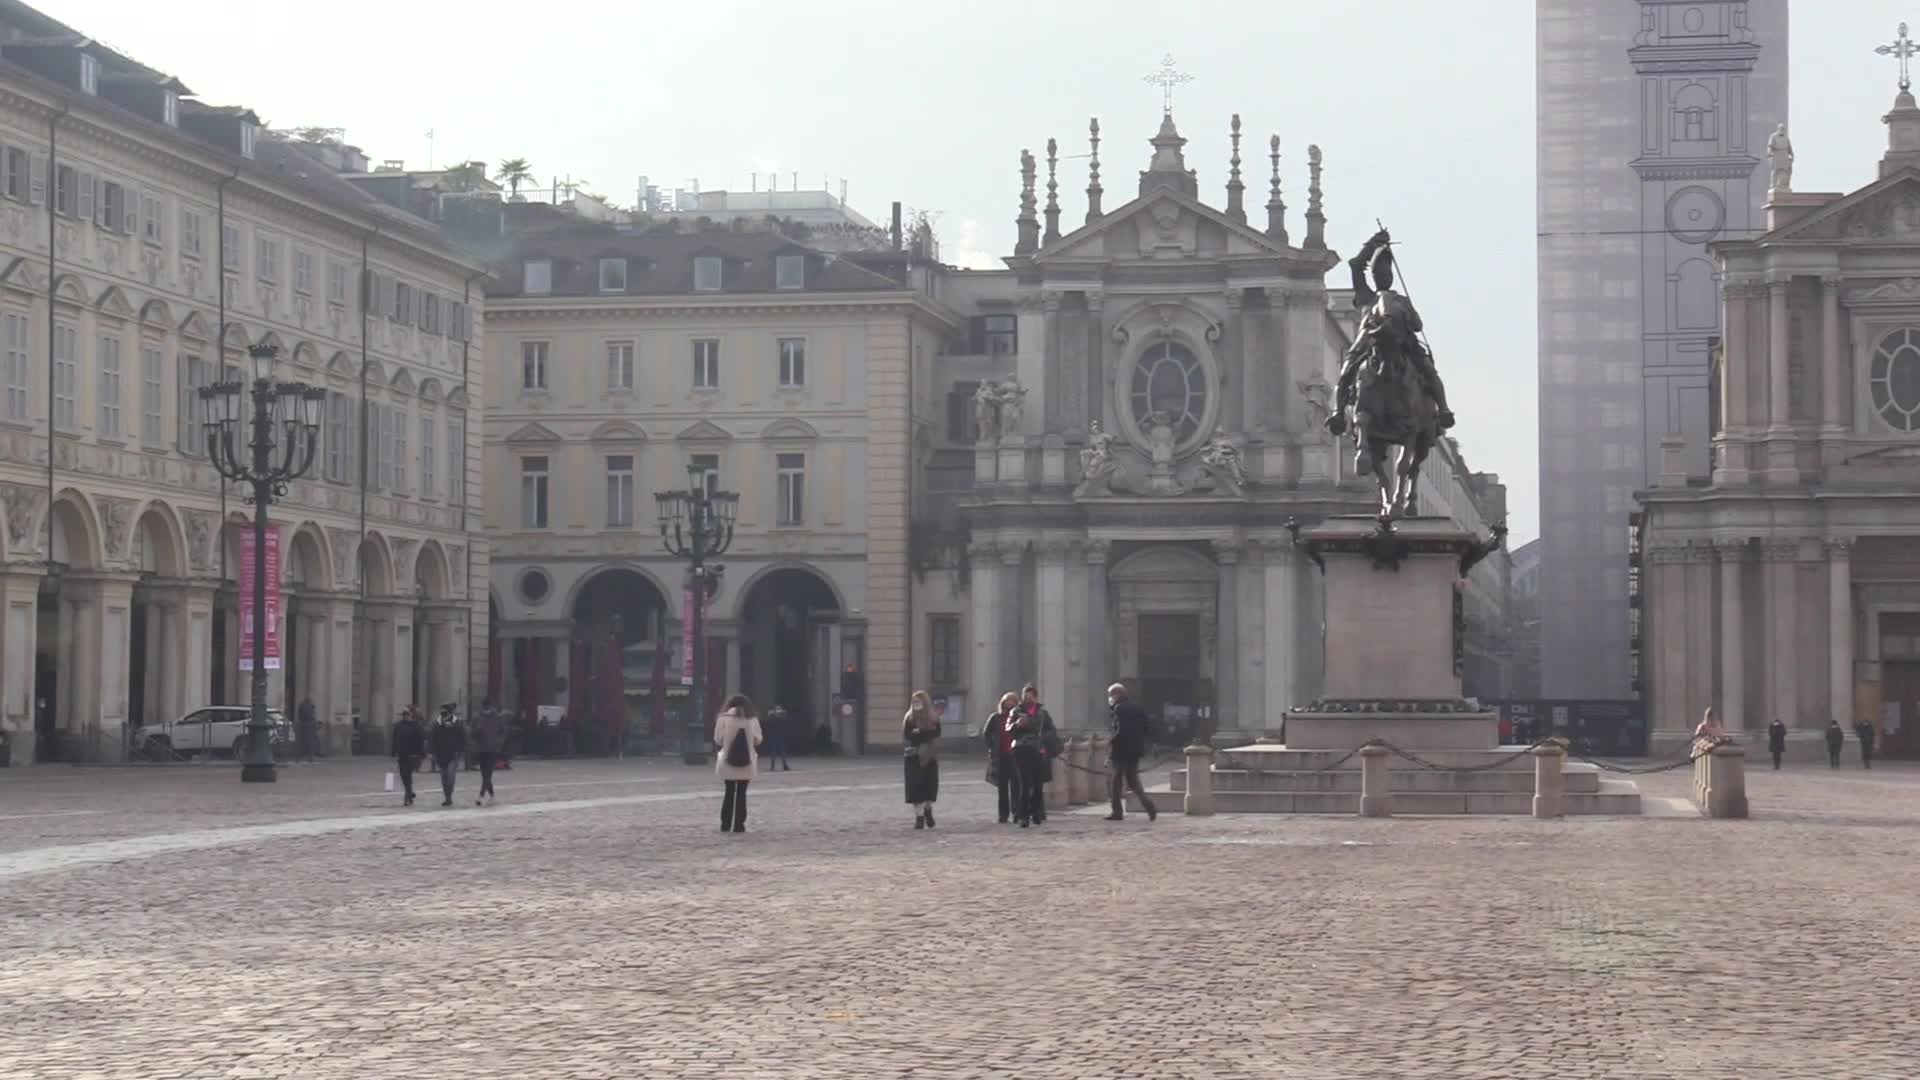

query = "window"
[
  {"left": 78, "top": 54, "right": 98, "bottom": 95},
  {"left": 222, "top": 222, "right": 240, "bottom": 271},
  {"left": 98, "top": 179, "right": 127, "bottom": 232},
  {"left": 946, "top": 380, "right": 981, "bottom": 443},
  {"left": 392, "top": 282, "right": 413, "bottom": 323},
  {"left": 929, "top": 614, "right": 962, "bottom": 688},
  {"left": 521, "top": 456, "right": 549, "bottom": 529},
  {"left": 776, "top": 254, "right": 805, "bottom": 290},
  {"left": 141, "top": 193, "right": 162, "bottom": 245},
  {"left": 239, "top": 122, "right": 256, "bottom": 160},
  {"left": 420, "top": 294, "right": 441, "bottom": 335},
  {"left": 51, "top": 324, "right": 76, "bottom": 432},
  {"left": 1128, "top": 340, "right": 1210, "bottom": 445},
  {"left": 776, "top": 452, "right": 806, "bottom": 525},
  {"left": 970, "top": 313, "right": 1017, "bottom": 356},
  {"left": 692, "top": 338, "right": 720, "bottom": 389},
  {"left": 181, "top": 208, "right": 203, "bottom": 258},
  {"left": 605, "top": 454, "right": 635, "bottom": 528},
  {"left": 28, "top": 151, "right": 43, "bottom": 205},
  {"left": 448, "top": 417, "right": 465, "bottom": 505},
  {"left": 521, "top": 341, "right": 548, "bottom": 391},
  {"left": 325, "top": 392, "right": 351, "bottom": 483},
  {"left": 293, "top": 249, "right": 313, "bottom": 293},
  {"left": 162, "top": 91, "right": 178, "bottom": 128},
  {"left": 327, "top": 259, "right": 348, "bottom": 304},
  {"left": 52, "top": 164, "right": 76, "bottom": 217},
  {"left": 140, "top": 344, "right": 163, "bottom": 444},
  {"left": 688, "top": 453, "right": 720, "bottom": 497},
  {"left": 180, "top": 355, "right": 208, "bottom": 453},
  {"left": 606, "top": 341, "right": 634, "bottom": 391},
  {"left": 389, "top": 404, "right": 408, "bottom": 493},
  {"left": 419, "top": 415, "right": 436, "bottom": 499},
  {"left": 693, "top": 255, "right": 722, "bottom": 291},
  {"left": 1871, "top": 327, "right": 1920, "bottom": 432},
  {"left": 255, "top": 234, "right": 280, "bottom": 283},
  {"left": 777, "top": 337, "right": 806, "bottom": 388},
  {"left": 1, "top": 147, "right": 25, "bottom": 200},
  {"left": 523, "top": 259, "right": 552, "bottom": 295},
  {"left": 598, "top": 258, "right": 628, "bottom": 292},
  {"left": 2, "top": 313, "right": 27, "bottom": 421}
]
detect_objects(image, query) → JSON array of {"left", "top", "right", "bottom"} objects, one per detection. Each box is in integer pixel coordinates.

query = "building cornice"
[{"left": 485, "top": 290, "right": 962, "bottom": 330}]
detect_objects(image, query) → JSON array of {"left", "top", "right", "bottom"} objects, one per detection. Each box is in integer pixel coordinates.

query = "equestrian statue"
[{"left": 1325, "top": 227, "right": 1456, "bottom": 522}]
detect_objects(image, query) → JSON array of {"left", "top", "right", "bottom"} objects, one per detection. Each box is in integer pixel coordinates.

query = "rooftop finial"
[
  {"left": 1086, "top": 117, "right": 1104, "bottom": 224},
  {"left": 1878, "top": 21, "right": 1919, "bottom": 91},
  {"left": 1265, "top": 133, "right": 1288, "bottom": 244},
  {"left": 1015, "top": 148, "right": 1040, "bottom": 255},
  {"left": 1305, "top": 144, "right": 1326, "bottom": 250},
  {"left": 1044, "top": 137, "right": 1061, "bottom": 244},
  {"left": 1143, "top": 53, "right": 1193, "bottom": 116},
  {"left": 1225, "top": 114, "right": 1246, "bottom": 223}
]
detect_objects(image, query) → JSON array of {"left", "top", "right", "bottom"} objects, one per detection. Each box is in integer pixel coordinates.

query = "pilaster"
[
  {"left": 1764, "top": 277, "right": 1798, "bottom": 485},
  {"left": 1036, "top": 538, "right": 1075, "bottom": 729},
  {"left": 1083, "top": 540, "right": 1110, "bottom": 718},
  {"left": 1761, "top": 539, "right": 1801, "bottom": 728},
  {"left": 998, "top": 544, "right": 1026, "bottom": 696},
  {"left": 1263, "top": 539, "right": 1298, "bottom": 722},
  {"left": 1683, "top": 545, "right": 1715, "bottom": 729},
  {"left": 1211, "top": 540, "right": 1240, "bottom": 733},
  {"left": 1715, "top": 539, "right": 1746, "bottom": 730},
  {"left": 1826, "top": 537, "right": 1854, "bottom": 733},
  {"left": 1236, "top": 542, "right": 1268, "bottom": 733},
  {"left": 968, "top": 542, "right": 1002, "bottom": 718},
  {"left": 0, "top": 570, "right": 42, "bottom": 764}
]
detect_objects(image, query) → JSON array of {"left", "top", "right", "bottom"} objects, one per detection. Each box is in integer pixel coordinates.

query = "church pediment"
[
  {"left": 504, "top": 422, "right": 561, "bottom": 445},
  {"left": 0, "top": 257, "right": 44, "bottom": 296},
  {"left": 1766, "top": 169, "right": 1920, "bottom": 243},
  {"left": 1036, "top": 188, "right": 1292, "bottom": 263}
]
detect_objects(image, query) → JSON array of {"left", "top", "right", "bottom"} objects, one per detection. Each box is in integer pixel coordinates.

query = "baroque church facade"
[{"left": 909, "top": 109, "right": 1509, "bottom": 739}]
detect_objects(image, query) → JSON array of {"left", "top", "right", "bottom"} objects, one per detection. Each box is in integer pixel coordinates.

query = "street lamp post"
[
  {"left": 201, "top": 342, "right": 325, "bottom": 783},
  {"left": 656, "top": 464, "right": 738, "bottom": 765}
]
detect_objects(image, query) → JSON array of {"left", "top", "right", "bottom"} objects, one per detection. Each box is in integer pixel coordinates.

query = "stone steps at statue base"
[
  {"left": 1126, "top": 779, "right": 1642, "bottom": 816},
  {"left": 1164, "top": 762, "right": 1605, "bottom": 795}
]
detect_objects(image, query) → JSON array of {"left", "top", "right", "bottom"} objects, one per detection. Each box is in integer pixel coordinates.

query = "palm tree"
[{"left": 496, "top": 158, "right": 533, "bottom": 199}]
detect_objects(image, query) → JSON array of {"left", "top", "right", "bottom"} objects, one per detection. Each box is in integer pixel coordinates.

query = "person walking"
[
  {"left": 1767, "top": 717, "right": 1787, "bottom": 771},
  {"left": 430, "top": 704, "right": 466, "bottom": 807},
  {"left": 1854, "top": 719, "right": 1876, "bottom": 770},
  {"left": 980, "top": 692, "right": 1020, "bottom": 824},
  {"left": 903, "top": 691, "right": 942, "bottom": 829},
  {"left": 391, "top": 707, "right": 426, "bottom": 807},
  {"left": 1103, "top": 683, "right": 1158, "bottom": 822},
  {"left": 714, "top": 695, "right": 762, "bottom": 833},
  {"left": 468, "top": 698, "right": 506, "bottom": 806},
  {"left": 296, "top": 696, "right": 319, "bottom": 763},
  {"left": 1008, "top": 684, "right": 1060, "bottom": 827},
  {"left": 764, "top": 705, "right": 793, "bottom": 771},
  {"left": 1826, "top": 719, "right": 1846, "bottom": 768}
]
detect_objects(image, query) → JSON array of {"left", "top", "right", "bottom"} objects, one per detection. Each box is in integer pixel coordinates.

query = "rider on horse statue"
[{"left": 1326, "top": 228, "right": 1455, "bottom": 440}]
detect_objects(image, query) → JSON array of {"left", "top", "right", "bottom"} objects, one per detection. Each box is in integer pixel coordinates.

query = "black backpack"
[{"left": 725, "top": 727, "right": 752, "bottom": 768}]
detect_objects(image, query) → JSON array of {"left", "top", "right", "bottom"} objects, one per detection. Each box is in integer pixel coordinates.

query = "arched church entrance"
[
  {"left": 570, "top": 568, "right": 667, "bottom": 755},
  {"left": 738, "top": 566, "right": 840, "bottom": 753},
  {"left": 1108, "top": 544, "right": 1219, "bottom": 744},
  {"left": 128, "top": 505, "right": 188, "bottom": 733},
  {"left": 35, "top": 494, "right": 100, "bottom": 762},
  {"left": 409, "top": 542, "right": 454, "bottom": 713}
]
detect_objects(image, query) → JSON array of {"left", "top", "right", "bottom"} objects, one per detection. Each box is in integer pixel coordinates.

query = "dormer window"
[
  {"left": 694, "top": 256, "right": 723, "bottom": 292},
  {"left": 775, "top": 254, "right": 805, "bottom": 290},
  {"left": 239, "top": 122, "right": 256, "bottom": 160},
  {"left": 161, "top": 91, "right": 179, "bottom": 128},
  {"left": 524, "top": 258, "right": 552, "bottom": 296},
  {"left": 598, "top": 258, "right": 627, "bottom": 293},
  {"left": 78, "top": 55, "right": 99, "bottom": 96}
]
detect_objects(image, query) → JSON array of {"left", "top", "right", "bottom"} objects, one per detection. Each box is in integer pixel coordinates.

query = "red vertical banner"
[{"left": 237, "top": 525, "right": 283, "bottom": 671}]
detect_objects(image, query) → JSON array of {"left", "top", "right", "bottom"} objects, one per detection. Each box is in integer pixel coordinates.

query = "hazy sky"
[{"left": 38, "top": 0, "right": 1917, "bottom": 540}]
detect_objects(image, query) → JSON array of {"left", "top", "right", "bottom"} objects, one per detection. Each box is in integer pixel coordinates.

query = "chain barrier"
[
  {"left": 1034, "top": 737, "right": 1713, "bottom": 781},
  {"left": 1568, "top": 739, "right": 1720, "bottom": 776}
]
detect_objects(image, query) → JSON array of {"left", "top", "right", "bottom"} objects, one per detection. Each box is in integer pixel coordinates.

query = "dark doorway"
[
  {"left": 211, "top": 593, "right": 233, "bottom": 705},
  {"left": 34, "top": 587, "right": 57, "bottom": 763},
  {"left": 571, "top": 569, "right": 666, "bottom": 755},
  {"left": 1883, "top": 661, "right": 1920, "bottom": 760},
  {"left": 128, "top": 599, "right": 149, "bottom": 729},
  {"left": 1137, "top": 612, "right": 1202, "bottom": 741},
  {"left": 739, "top": 568, "right": 839, "bottom": 749}
]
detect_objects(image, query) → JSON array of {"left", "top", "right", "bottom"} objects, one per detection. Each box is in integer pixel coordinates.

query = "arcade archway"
[{"left": 737, "top": 566, "right": 841, "bottom": 752}]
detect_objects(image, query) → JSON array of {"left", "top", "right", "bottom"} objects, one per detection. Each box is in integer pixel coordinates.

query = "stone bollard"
[
  {"left": 1707, "top": 743, "right": 1749, "bottom": 819},
  {"left": 1184, "top": 744, "right": 1216, "bottom": 816},
  {"left": 1531, "top": 742, "right": 1567, "bottom": 819},
  {"left": 1358, "top": 744, "right": 1392, "bottom": 817},
  {"left": 1067, "top": 736, "right": 1093, "bottom": 805}
]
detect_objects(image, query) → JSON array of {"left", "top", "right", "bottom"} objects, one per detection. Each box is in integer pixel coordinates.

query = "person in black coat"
[
  {"left": 1854, "top": 720, "right": 1876, "bottom": 770},
  {"left": 1008, "top": 684, "right": 1059, "bottom": 827},
  {"left": 1103, "top": 682, "right": 1158, "bottom": 822},
  {"left": 391, "top": 708, "right": 426, "bottom": 806},
  {"left": 1825, "top": 720, "right": 1846, "bottom": 768},
  {"left": 1767, "top": 718, "right": 1787, "bottom": 770},
  {"left": 980, "top": 692, "right": 1020, "bottom": 824},
  {"left": 429, "top": 704, "right": 467, "bottom": 807}
]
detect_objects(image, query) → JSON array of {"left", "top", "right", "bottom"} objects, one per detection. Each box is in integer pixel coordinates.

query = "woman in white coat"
[{"left": 713, "top": 695, "right": 763, "bottom": 833}]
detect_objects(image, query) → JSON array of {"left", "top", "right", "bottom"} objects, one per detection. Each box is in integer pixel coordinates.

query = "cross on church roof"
[
  {"left": 1142, "top": 54, "right": 1192, "bottom": 115},
  {"left": 1877, "top": 22, "right": 1919, "bottom": 91}
]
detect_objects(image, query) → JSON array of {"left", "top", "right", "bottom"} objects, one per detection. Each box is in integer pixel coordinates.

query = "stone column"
[
  {"left": 1040, "top": 291, "right": 1063, "bottom": 431},
  {"left": 1084, "top": 540, "right": 1110, "bottom": 713},
  {"left": 1014, "top": 295, "right": 1046, "bottom": 438},
  {"left": 1237, "top": 543, "right": 1268, "bottom": 735},
  {"left": 0, "top": 571, "right": 42, "bottom": 764},
  {"left": 321, "top": 597, "right": 354, "bottom": 752},
  {"left": 77, "top": 576, "right": 136, "bottom": 761},
  {"left": 265, "top": 600, "right": 289, "bottom": 712},
  {"left": 1035, "top": 540, "right": 1074, "bottom": 728},
  {"left": 363, "top": 606, "right": 392, "bottom": 736},
  {"left": 1684, "top": 547, "right": 1716, "bottom": 727},
  {"left": 968, "top": 542, "right": 1001, "bottom": 718},
  {"left": 1763, "top": 540, "right": 1800, "bottom": 729},
  {"left": 182, "top": 585, "right": 215, "bottom": 720},
  {"left": 1723, "top": 282, "right": 1753, "bottom": 432},
  {"left": 1212, "top": 540, "right": 1240, "bottom": 734},
  {"left": 1084, "top": 292, "right": 1106, "bottom": 437},
  {"left": 1820, "top": 274, "right": 1844, "bottom": 433},
  {"left": 1225, "top": 290, "right": 1251, "bottom": 434},
  {"left": 999, "top": 546, "right": 1025, "bottom": 694},
  {"left": 1716, "top": 540, "right": 1744, "bottom": 731},
  {"left": 1649, "top": 545, "right": 1688, "bottom": 734},
  {"left": 1264, "top": 542, "right": 1298, "bottom": 716},
  {"left": 1768, "top": 277, "right": 1791, "bottom": 429},
  {"left": 1827, "top": 538, "right": 1854, "bottom": 732}
]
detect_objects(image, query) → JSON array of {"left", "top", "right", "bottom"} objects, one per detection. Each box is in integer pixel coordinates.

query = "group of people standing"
[{"left": 390, "top": 700, "right": 508, "bottom": 807}]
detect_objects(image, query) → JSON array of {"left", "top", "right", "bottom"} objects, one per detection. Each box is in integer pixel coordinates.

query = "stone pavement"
[{"left": 0, "top": 755, "right": 1916, "bottom": 1078}]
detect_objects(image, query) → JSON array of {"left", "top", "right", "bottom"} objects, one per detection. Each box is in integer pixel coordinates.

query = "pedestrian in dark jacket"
[
  {"left": 430, "top": 704, "right": 466, "bottom": 807},
  {"left": 1855, "top": 720, "right": 1876, "bottom": 770},
  {"left": 980, "top": 692, "right": 1020, "bottom": 824},
  {"left": 296, "top": 697, "right": 319, "bottom": 763},
  {"left": 1767, "top": 718, "right": 1787, "bottom": 770},
  {"left": 467, "top": 700, "right": 506, "bottom": 806},
  {"left": 391, "top": 708, "right": 426, "bottom": 806},
  {"left": 764, "top": 705, "right": 792, "bottom": 771},
  {"left": 1825, "top": 720, "right": 1845, "bottom": 768},
  {"left": 1104, "top": 682, "right": 1158, "bottom": 822},
  {"left": 903, "top": 691, "right": 942, "bottom": 829},
  {"left": 1008, "top": 684, "right": 1059, "bottom": 827}
]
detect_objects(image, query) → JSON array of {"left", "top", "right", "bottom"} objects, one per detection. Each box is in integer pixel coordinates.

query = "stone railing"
[{"left": 1691, "top": 737, "right": 1748, "bottom": 819}]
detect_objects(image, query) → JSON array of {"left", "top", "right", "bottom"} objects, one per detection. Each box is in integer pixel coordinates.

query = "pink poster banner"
[
  {"left": 680, "top": 587, "right": 695, "bottom": 686},
  {"left": 237, "top": 525, "right": 283, "bottom": 672}
]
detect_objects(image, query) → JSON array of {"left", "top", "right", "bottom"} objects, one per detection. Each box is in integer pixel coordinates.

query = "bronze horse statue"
[{"left": 1325, "top": 229, "right": 1455, "bottom": 523}]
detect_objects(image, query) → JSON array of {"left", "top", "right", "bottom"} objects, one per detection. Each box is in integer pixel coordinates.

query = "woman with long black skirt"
[{"left": 903, "top": 690, "right": 942, "bottom": 829}]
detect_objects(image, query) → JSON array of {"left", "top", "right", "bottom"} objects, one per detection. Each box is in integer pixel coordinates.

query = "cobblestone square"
[{"left": 0, "top": 756, "right": 1915, "bottom": 1078}]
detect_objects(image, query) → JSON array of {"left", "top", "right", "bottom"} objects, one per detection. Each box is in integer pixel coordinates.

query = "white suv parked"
[{"left": 135, "top": 707, "right": 292, "bottom": 760}]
